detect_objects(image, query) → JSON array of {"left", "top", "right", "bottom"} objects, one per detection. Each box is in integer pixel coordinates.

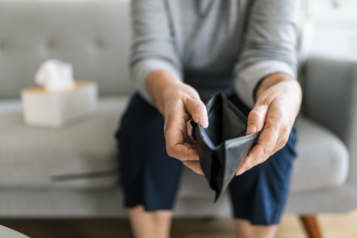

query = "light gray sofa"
[{"left": 0, "top": 1, "right": 355, "bottom": 236}]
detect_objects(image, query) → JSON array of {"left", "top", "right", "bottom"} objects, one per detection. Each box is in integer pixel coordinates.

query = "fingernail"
[
  {"left": 236, "top": 169, "right": 244, "bottom": 176},
  {"left": 199, "top": 117, "right": 209, "bottom": 128},
  {"left": 247, "top": 125, "right": 257, "bottom": 135}
]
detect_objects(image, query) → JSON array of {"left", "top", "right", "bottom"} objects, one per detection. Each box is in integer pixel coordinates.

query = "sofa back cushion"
[{"left": 0, "top": 0, "right": 133, "bottom": 99}]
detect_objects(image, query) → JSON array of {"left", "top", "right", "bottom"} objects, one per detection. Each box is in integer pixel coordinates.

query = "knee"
[{"left": 234, "top": 219, "right": 278, "bottom": 238}]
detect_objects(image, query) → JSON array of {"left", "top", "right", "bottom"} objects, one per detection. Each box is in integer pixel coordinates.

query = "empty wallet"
[{"left": 191, "top": 92, "right": 260, "bottom": 201}]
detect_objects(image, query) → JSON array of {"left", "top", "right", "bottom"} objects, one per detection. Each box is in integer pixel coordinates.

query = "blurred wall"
[{"left": 307, "top": 0, "right": 357, "bottom": 61}]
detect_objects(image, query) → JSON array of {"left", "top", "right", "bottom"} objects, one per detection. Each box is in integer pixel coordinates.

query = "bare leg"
[
  {"left": 235, "top": 219, "right": 278, "bottom": 238},
  {"left": 128, "top": 205, "right": 173, "bottom": 238}
]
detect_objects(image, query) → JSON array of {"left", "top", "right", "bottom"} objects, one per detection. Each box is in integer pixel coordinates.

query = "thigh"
[
  {"left": 115, "top": 93, "right": 183, "bottom": 211},
  {"left": 227, "top": 93, "right": 297, "bottom": 225}
]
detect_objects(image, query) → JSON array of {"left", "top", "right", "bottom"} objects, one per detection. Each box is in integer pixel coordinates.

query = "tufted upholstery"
[{"left": 0, "top": 0, "right": 133, "bottom": 99}]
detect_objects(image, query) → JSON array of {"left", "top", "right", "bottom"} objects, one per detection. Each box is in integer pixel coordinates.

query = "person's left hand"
[{"left": 236, "top": 73, "right": 302, "bottom": 176}]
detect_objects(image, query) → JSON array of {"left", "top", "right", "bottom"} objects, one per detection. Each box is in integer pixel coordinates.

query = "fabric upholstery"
[
  {"left": 0, "top": 94, "right": 348, "bottom": 195},
  {"left": 293, "top": 57, "right": 357, "bottom": 214},
  {"left": 0, "top": 187, "right": 234, "bottom": 218},
  {"left": 0, "top": 97, "right": 128, "bottom": 189},
  {"left": 304, "top": 58, "right": 357, "bottom": 188},
  {"left": 0, "top": 0, "right": 133, "bottom": 99},
  {"left": 290, "top": 116, "right": 349, "bottom": 193},
  {"left": 304, "top": 58, "right": 357, "bottom": 146}
]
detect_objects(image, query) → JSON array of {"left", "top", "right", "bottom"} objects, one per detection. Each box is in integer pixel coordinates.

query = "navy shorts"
[{"left": 115, "top": 93, "right": 297, "bottom": 225}]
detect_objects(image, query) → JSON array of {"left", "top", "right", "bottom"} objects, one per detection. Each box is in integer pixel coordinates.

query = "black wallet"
[{"left": 191, "top": 92, "right": 259, "bottom": 201}]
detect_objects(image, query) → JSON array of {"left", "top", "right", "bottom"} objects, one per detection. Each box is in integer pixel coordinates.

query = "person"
[{"left": 115, "top": 0, "right": 302, "bottom": 237}]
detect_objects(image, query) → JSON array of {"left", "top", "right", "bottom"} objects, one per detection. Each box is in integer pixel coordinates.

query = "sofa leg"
[{"left": 300, "top": 215, "right": 323, "bottom": 238}]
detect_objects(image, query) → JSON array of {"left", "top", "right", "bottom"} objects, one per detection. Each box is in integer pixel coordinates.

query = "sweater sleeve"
[
  {"left": 130, "top": 0, "right": 183, "bottom": 103},
  {"left": 234, "top": 0, "right": 300, "bottom": 108}
]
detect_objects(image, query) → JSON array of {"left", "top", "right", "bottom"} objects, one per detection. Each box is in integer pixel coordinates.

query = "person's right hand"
[{"left": 146, "top": 70, "right": 208, "bottom": 175}]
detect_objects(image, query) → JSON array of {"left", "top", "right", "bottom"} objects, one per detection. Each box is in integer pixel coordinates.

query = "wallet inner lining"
[{"left": 206, "top": 95, "right": 246, "bottom": 147}]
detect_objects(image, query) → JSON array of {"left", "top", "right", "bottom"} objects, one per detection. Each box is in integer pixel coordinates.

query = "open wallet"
[{"left": 191, "top": 92, "right": 260, "bottom": 201}]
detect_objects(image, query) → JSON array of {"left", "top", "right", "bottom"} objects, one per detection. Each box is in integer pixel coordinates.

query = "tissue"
[{"left": 35, "top": 59, "right": 75, "bottom": 92}]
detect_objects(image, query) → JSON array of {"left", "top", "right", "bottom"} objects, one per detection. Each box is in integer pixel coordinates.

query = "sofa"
[{"left": 0, "top": 1, "right": 356, "bottom": 237}]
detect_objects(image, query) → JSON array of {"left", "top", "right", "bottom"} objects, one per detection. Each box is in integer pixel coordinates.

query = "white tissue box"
[{"left": 21, "top": 81, "right": 98, "bottom": 128}]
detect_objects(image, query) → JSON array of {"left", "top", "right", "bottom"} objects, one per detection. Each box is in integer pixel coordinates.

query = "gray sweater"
[{"left": 130, "top": 0, "right": 300, "bottom": 108}]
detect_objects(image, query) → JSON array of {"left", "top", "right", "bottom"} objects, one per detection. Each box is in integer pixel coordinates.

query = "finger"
[
  {"left": 187, "top": 120, "right": 193, "bottom": 138},
  {"left": 246, "top": 104, "right": 268, "bottom": 135},
  {"left": 166, "top": 125, "right": 200, "bottom": 161},
  {"left": 164, "top": 107, "right": 199, "bottom": 161},
  {"left": 183, "top": 161, "right": 204, "bottom": 175},
  {"left": 236, "top": 119, "right": 279, "bottom": 175},
  {"left": 184, "top": 98, "right": 209, "bottom": 128}
]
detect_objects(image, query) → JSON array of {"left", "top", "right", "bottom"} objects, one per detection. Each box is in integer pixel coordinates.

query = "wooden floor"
[{"left": 1, "top": 209, "right": 357, "bottom": 238}]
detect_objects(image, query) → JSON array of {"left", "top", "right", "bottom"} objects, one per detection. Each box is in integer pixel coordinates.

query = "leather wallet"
[{"left": 191, "top": 92, "right": 260, "bottom": 201}]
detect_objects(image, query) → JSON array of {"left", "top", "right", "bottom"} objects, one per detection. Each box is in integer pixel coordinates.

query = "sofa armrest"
[
  {"left": 304, "top": 58, "right": 357, "bottom": 185},
  {"left": 304, "top": 58, "right": 357, "bottom": 147}
]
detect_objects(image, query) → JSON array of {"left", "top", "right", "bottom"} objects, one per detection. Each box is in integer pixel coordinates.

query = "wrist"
[
  {"left": 146, "top": 70, "right": 183, "bottom": 114},
  {"left": 254, "top": 73, "right": 296, "bottom": 101}
]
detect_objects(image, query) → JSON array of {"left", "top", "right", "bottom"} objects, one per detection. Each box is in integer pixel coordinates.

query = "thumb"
[
  {"left": 246, "top": 103, "right": 268, "bottom": 135},
  {"left": 184, "top": 98, "right": 209, "bottom": 128}
]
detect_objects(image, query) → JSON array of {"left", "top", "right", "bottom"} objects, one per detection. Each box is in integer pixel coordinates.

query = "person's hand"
[
  {"left": 146, "top": 70, "right": 208, "bottom": 175},
  {"left": 236, "top": 73, "right": 302, "bottom": 176}
]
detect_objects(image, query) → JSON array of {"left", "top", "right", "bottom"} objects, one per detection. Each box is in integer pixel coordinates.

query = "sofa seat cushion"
[
  {"left": 178, "top": 115, "right": 349, "bottom": 198},
  {"left": 0, "top": 96, "right": 129, "bottom": 189},
  {"left": 289, "top": 116, "right": 349, "bottom": 193}
]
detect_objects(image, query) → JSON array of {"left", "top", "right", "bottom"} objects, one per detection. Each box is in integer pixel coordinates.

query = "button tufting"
[
  {"left": 47, "top": 39, "right": 55, "bottom": 50},
  {"left": 0, "top": 41, "right": 5, "bottom": 50},
  {"left": 96, "top": 39, "right": 103, "bottom": 49}
]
